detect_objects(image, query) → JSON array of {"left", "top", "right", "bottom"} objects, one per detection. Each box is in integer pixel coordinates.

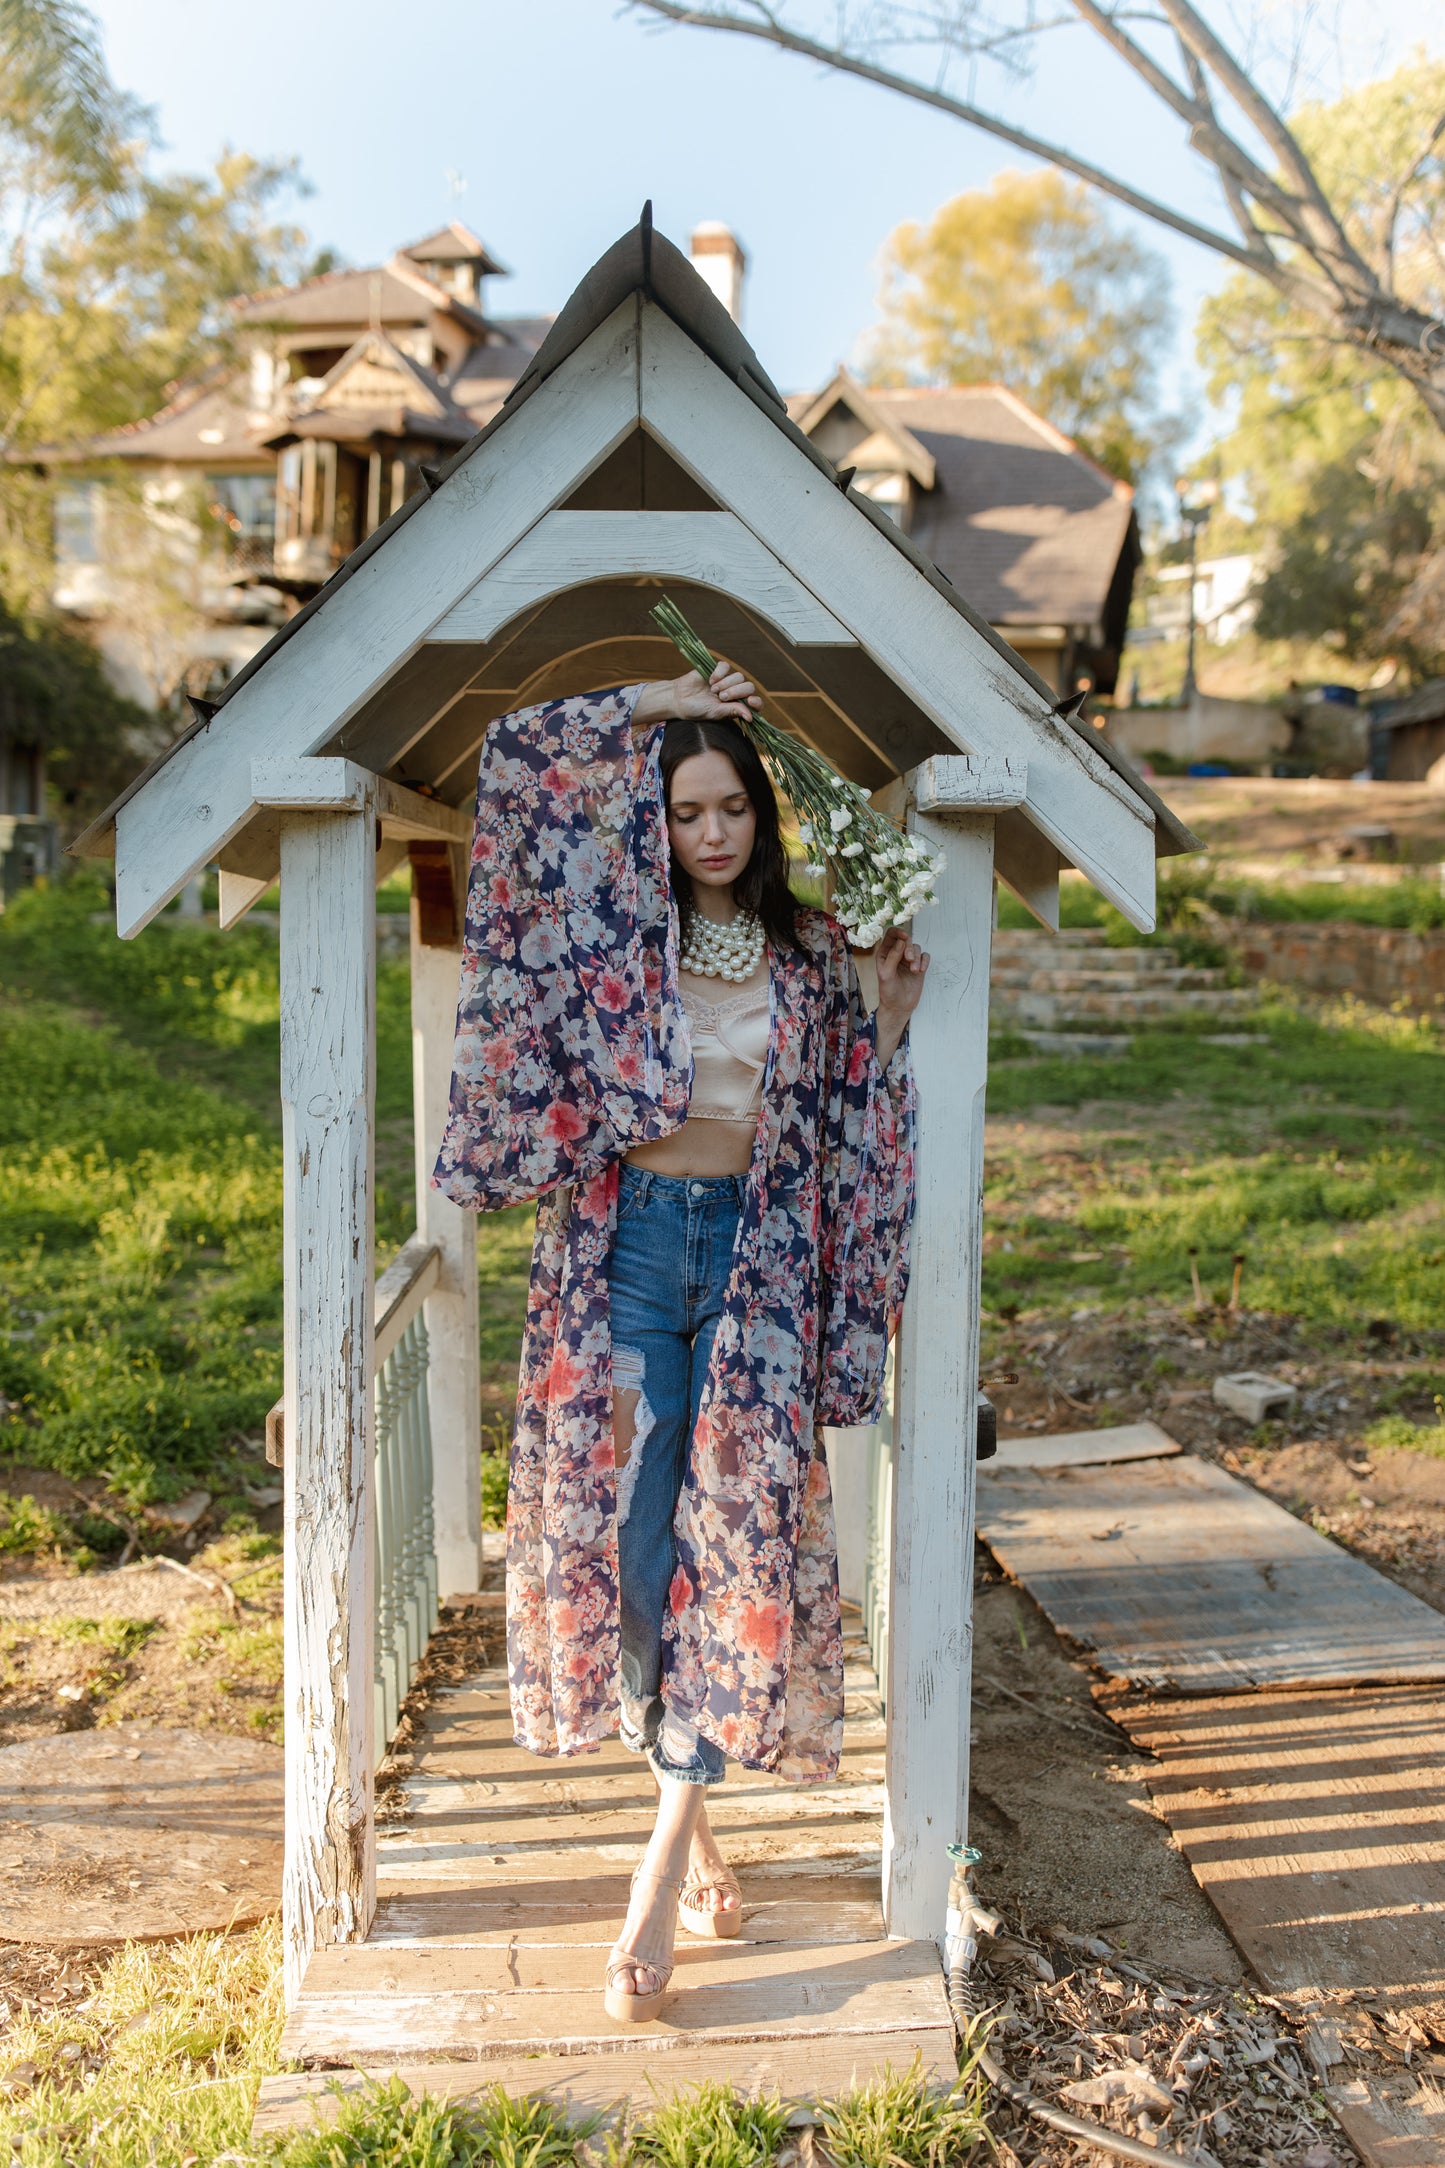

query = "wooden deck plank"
[
  {"left": 1099, "top": 1682, "right": 1445, "bottom": 2021},
  {"left": 294, "top": 1936, "right": 929, "bottom": 1995},
  {"left": 977, "top": 1453, "right": 1445, "bottom": 1692},
  {"left": 252, "top": 2029, "right": 961, "bottom": 2134},
  {"left": 990, "top": 1419, "right": 1180, "bottom": 1471},
  {"left": 369, "top": 1881, "right": 884, "bottom": 1946}
]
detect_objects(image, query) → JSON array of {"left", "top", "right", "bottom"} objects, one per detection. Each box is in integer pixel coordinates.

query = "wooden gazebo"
[{"left": 77, "top": 213, "right": 1195, "bottom": 2052}]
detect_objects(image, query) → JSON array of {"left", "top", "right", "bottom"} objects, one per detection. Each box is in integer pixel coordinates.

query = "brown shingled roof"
[{"left": 795, "top": 378, "right": 1135, "bottom": 635}]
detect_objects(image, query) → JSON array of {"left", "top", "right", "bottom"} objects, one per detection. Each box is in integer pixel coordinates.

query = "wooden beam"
[
  {"left": 635, "top": 301, "right": 1157, "bottom": 931},
  {"left": 410, "top": 901, "right": 482, "bottom": 1599},
  {"left": 911, "top": 756, "right": 1026, "bottom": 813},
  {"left": 884, "top": 802, "right": 994, "bottom": 1946},
  {"left": 279, "top": 797, "right": 378, "bottom": 2004},
  {"left": 431, "top": 510, "right": 852, "bottom": 647},
  {"left": 252, "top": 758, "right": 469, "bottom": 843},
  {"left": 113, "top": 297, "right": 643, "bottom": 937},
  {"left": 373, "top": 1235, "right": 443, "bottom": 1370},
  {"left": 993, "top": 810, "right": 1062, "bottom": 933},
  {"left": 218, "top": 869, "right": 271, "bottom": 928}
]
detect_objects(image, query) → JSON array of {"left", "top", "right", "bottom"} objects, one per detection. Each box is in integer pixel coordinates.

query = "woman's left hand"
[{"left": 874, "top": 927, "right": 929, "bottom": 1067}]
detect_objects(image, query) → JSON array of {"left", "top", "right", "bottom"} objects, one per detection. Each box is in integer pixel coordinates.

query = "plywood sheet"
[
  {"left": 977, "top": 1453, "right": 1445, "bottom": 1692},
  {"left": 253, "top": 2029, "right": 961, "bottom": 2135},
  {"left": 988, "top": 1420, "right": 1180, "bottom": 1472},
  {"left": 1100, "top": 1683, "right": 1445, "bottom": 2025},
  {"left": 0, "top": 1728, "right": 281, "bottom": 1943}
]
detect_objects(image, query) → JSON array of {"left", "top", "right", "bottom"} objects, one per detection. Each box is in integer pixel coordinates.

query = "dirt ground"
[
  {"left": 0, "top": 1469, "right": 283, "bottom": 1752},
  {"left": 1155, "top": 777, "right": 1445, "bottom": 870}
]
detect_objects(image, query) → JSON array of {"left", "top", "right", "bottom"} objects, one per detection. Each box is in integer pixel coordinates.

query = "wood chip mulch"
[{"left": 969, "top": 1906, "right": 1433, "bottom": 2166}]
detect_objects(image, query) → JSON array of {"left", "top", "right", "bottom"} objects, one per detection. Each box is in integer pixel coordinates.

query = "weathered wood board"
[
  {"left": 976, "top": 1453, "right": 1445, "bottom": 1692},
  {"left": 1099, "top": 1683, "right": 1445, "bottom": 2023},
  {"left": 1101, "top": 1682, "right": 1445, "bottom": 2168},
  {"left": 253, "top": 2029, "right": 961, "bottom": 2135},
  {"left": 989, "top": 1420, "right": 1180, "bottom": 1472},
  {"left": 270, "top": 1620, "right": 956, "bottom": 2121}
]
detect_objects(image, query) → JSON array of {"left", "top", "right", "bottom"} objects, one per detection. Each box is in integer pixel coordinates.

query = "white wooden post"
[
  {"left": 279, "top": 797, "right": 377, "bottom": 2005},
  {"left": 410, "top": 870, "right": 481, "bottom": 1597},
  {"left": 883, "top": 779, "right": 1003, "bottom": 1944}
]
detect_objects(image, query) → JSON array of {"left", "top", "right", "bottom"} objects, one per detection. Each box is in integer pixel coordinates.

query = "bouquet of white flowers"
[{"left": 649, "top": 595, "right": 942, "bottom": 946}]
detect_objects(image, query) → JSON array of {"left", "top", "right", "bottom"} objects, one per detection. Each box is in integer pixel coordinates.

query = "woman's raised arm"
[{"left": 632, "top": 663, "right": 762, "bottom": 728}]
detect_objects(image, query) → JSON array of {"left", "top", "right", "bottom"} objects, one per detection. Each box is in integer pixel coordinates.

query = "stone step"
[
  {"left": 990, "top": 964, "right": 1227, "bottom": 996},
  {"left": 992, "top": 927, "right": 1107, "bottom": 949},
  {"left": 991, "top": 985, "right": 1253, "bottom": 1027},
  {"left": 992, "top": 936, "right": 1180, "bottom": 973},
  {"left": 1007, "top": 1030, "right": 1132, "bottom": 1057}
]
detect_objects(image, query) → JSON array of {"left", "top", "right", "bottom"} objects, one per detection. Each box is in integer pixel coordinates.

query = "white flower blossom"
[{"left": 829, "top": 807, "right": 852, "bottom": 834}]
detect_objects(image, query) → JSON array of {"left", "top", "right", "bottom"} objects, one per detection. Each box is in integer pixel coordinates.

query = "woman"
[{"left": 434, "top": 660, "right": 928, "bottom": 2022}]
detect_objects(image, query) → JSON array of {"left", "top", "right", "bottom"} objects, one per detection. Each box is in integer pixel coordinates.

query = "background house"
[
  {"left": 789, "top": 370, "right": 1140, "bottom": 698},
  {"left": 39, "top": 223, "right": 551, "bottom": 708}
]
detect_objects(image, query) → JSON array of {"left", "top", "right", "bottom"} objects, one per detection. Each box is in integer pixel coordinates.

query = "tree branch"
[
  {"left": 628, "top": 0, "right": 1263, "bottom": 268},
  {"left": 1151, "top": 0, "right": 1372, "bottom": 290}
]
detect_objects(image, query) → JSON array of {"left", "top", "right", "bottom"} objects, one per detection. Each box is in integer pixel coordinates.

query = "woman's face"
[{"left": 666, "top": 749, "right": 757, "bottom": 893}]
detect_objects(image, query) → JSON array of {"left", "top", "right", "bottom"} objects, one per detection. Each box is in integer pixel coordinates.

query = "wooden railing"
[
  {"left": 372, "top": 1237, "right": 442, "bottom": 1745},
  {"left": 265, "top": 1232, "right": 443, "bottom": 1758}
]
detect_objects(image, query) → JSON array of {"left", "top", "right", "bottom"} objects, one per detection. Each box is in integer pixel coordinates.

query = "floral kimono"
[{"left": 433, "top": 685, "right": 916, "bottom": 1782}]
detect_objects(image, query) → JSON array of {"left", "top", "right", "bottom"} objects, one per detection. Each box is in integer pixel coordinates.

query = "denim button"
[{"left": 690, "top": 1181, "right": 704, "bottom": 1198}]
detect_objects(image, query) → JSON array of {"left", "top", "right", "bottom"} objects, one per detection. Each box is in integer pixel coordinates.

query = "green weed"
[
  {"left": 275, "top": 2076, "right": 594, "bottom": 2167},
  {"left": 817, "top": 2057, "right": 989, "bottom": 2166},
  {"left": 1366, "top": 1396, "right": 1445, "bottom": 1458},
  {"left": 624, "top": 2081, "right": 793, "bottom": 2168}
]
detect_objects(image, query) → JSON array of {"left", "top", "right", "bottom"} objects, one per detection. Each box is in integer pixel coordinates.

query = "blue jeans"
[{"left": 610, "top": 1162, "right": 743, "bottom": 1787}]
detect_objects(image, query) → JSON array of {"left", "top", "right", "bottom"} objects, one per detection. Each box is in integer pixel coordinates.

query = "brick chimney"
[{"left": 689, "top": 223, "right": 747, "bottom": 324}]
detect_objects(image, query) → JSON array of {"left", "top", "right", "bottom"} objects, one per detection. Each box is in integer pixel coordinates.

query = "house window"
[{"left": 54, "top": 481, "right": 102, "bottom": 563}]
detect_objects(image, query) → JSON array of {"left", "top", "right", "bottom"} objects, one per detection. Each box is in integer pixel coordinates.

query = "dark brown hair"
[{"left": 659, "top": 716, "right": 801, "bottom": 953}]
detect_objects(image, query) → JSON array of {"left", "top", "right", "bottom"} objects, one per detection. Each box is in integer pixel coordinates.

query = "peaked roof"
[
  {"left": 401, "top": 221, "right": 508, "bottom": 277},
  {"left": 74, "top": 211, "right": 1197, "bottom": 865},
  {"left": 232, "top": 256, "right": 490, "bottom": 338},
  {"left": 791, "top": 372, "right": 936, "bottom": 490},
  {"left": 259, "top": 331, "right": 477, "bottom": 449}
]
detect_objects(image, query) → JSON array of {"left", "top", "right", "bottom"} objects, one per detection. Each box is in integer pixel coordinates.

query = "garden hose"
[{"left": 944, "top": 1846, "right": 1209, "bottom": 2168}]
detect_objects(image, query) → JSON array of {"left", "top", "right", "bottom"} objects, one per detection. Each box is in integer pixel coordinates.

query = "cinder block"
[{"left": 1212, "top": 1371, "right": 1298, "bottom": 1423}]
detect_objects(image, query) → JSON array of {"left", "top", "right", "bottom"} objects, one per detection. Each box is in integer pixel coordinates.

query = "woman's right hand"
[{"left": 634, "top": 662, "right": 761, "bottom": 726}]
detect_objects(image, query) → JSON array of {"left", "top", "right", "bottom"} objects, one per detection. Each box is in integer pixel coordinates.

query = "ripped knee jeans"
[{"left": 608, "top": 1162, "right": 744, "bottom": 1788}]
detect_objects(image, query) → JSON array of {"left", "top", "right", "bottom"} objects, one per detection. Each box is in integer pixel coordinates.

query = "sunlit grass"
[{"left": 0, "top": 1923, "right": 285, "bottom": 2168}]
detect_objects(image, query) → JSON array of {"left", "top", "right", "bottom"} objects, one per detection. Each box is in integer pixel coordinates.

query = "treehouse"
[{"left": 76, "top": 211, "right": 1195, "bottom": 2092}]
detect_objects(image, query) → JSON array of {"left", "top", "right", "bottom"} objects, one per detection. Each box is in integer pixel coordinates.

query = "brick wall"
[{"left": 1227, "top": 921, "right": 1445, "bottom": 1011}]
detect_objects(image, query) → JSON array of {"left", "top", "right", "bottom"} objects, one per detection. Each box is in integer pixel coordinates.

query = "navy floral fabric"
[{"left": 434, "top": 685, "right": 916, "bottom": 1781}]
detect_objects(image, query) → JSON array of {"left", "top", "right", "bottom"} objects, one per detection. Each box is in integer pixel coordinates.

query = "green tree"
[
  {"left": 1197, "top": 59, "right": 1445, "bottom": 672},
  {"left": 0, "top": 3, "right": 329, "bottom": 812},
  {"left": 0, "top": 594, "right": 156, "bottom": 818},
  {"left": 863, "top": 168, "right": 1174, "bottom": 483}
]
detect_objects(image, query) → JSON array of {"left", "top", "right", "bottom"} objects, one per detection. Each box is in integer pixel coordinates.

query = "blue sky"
[{"left": 97, "top": 0, "right": 1440, "bottom": 457}]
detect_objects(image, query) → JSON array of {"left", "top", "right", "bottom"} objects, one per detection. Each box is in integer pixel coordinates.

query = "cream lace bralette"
[{"left": 680, "top": 978, "right": 771, "bottom": 1122}]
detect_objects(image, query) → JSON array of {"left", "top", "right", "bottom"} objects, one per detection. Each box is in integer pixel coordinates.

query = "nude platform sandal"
[
  {"left": 678, "top": 1867, "right": 743, "bottom": 1939},
  {"left": 603, "top": 1866, "right": 683, "bottom": 2024}
]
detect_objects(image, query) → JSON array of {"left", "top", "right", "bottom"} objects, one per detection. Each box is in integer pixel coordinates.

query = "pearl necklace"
[{"left": 679, "top": 908, "right": 765, "bottom": 983}]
